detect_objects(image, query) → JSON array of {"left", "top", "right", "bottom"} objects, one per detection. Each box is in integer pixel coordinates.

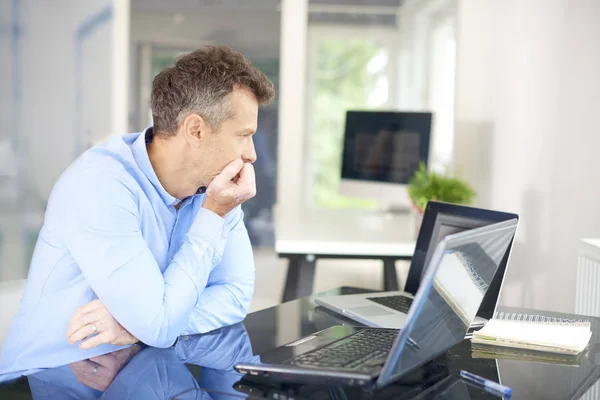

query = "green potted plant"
[{"left": 407, "top": 163, "right": 476, "bottom": 214}]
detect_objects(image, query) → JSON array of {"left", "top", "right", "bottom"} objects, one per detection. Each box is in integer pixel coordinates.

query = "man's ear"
[{"left": 181, "top": 113, "right": 211, "bottom": 147}]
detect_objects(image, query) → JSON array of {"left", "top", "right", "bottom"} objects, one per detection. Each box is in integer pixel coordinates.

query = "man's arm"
[
  {"left": 64, "top": 174, "right": 223, "bottom": 348},
  {"left": 64, "top": 160, "right": 253, "bottom": 348},
  {"left": 68, "top": 207, "right": 254, "bottom": 347},
  {"left": 183, "top": 207, "right": 255, "bottom": 334}
]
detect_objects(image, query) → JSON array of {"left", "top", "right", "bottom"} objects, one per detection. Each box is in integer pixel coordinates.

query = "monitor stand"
[
  {"left": 376, "top": 200, "right": 412, "bottom": 218},
  {"left": 382, "top": 204, "right": 412, "bottom": 215},
  {"left": 368, "top": 204, "right": 422, "bottom": 239}
]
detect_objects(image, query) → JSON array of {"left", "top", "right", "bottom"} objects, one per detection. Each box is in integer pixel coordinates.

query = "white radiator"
[
  {"left": 576, "top": 239, "right": 600, "bottom": 317},
  {"left": 575, "top": 239, "right": 600, "bottom": 399}
]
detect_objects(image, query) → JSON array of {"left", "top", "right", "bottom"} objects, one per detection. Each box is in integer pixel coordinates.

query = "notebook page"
[
  {"left": 472, "top": 335, "right": 589, "bottom": 355},
  {"left": 474, "top": 319, "right": 592, "bottom": 352},
  {"left": 471, "top": 343, "right": 585, "bottom": 365}
]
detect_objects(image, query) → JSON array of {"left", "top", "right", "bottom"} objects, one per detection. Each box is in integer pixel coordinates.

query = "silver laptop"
[
  {"left": 235, "top": 219, "right": 519, "bottom": 388},
  {"left": 316, "top": 201, "right": 519, "bottom": 329}
]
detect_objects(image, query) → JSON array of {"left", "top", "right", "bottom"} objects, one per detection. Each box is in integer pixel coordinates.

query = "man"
[{"left": 0, "top": 45, "right": 275, "bottom": 376}]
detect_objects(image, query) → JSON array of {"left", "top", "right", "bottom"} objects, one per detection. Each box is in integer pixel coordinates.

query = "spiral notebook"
[
  {"left": 471, "top": 343, "right": 585, "bottom": 366},
  {"left": 472, "top": 312, "right": 592, "bottom": 355}
]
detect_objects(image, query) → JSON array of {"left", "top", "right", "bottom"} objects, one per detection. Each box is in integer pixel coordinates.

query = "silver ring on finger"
[{"left": 91, "top": 324, "right": 98, "bottom": 334}]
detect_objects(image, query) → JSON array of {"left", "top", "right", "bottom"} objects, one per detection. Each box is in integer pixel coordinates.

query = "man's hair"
[{"left": 151, "top": 45, "right": 276, "bottom": 136}]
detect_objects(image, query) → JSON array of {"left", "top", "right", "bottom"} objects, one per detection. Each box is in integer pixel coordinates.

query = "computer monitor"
[{"left": 339, "top": 111, "right": 432, "bottom": 211}]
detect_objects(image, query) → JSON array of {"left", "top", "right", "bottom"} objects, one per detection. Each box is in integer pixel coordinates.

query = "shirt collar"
[{"left": 132, "top": 126, "right": 200, "bottom": 207}]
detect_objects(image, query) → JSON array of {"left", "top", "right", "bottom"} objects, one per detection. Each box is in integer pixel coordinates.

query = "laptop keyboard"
[
  {"left": 366, "top": 295, "right": 414, "bottom": 313},
  {"left": 285, "top": 328, "right": 399, "bottom": 370}
]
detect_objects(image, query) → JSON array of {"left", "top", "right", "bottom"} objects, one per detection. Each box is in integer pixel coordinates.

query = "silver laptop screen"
[{"left": 380, "top": 220, "right": 517, "bottom": 385}]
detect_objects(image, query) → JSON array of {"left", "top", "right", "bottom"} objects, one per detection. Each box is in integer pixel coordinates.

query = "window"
[{"left": 307, "top": 30, "right": 395, "bottom": 208}]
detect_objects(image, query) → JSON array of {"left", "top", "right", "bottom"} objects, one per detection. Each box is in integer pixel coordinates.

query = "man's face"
[{"left": 200, "top": 86, "right": 259, "bottom": 183}]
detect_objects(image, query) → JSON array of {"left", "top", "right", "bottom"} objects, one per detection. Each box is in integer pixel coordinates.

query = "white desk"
[{"left": 275, "top": 206, "right": 417, "bottom": 302}]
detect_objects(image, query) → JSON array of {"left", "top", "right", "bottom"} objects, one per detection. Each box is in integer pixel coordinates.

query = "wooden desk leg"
[
  {"left": 282, "top": 255, "right": 316, "bottom": 303},
  {"left": 383, "top": 258, "right": 399, "bottom": 291}
]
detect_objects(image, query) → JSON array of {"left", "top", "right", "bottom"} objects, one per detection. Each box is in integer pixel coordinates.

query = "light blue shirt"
[{"left": 0, "top": 128, "right": 255, "bottom": 376}]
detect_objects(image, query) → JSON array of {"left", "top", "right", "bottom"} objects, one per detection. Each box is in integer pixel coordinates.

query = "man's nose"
[{"left": 243, "top": 140, "right": 257, "bottom": 164}]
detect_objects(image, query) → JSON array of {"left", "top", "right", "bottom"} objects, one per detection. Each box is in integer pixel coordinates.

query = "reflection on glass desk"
[
  {"left": 0, "top": 287, "right": 599, "bottom": 399},
  {"left": 0, "top": 322, "right": 256, "bottom": 399}
]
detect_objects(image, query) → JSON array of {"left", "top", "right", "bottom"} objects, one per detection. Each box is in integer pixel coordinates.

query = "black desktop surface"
[{"left": 0, "top": 287, "right": 598, "bottom": 399}]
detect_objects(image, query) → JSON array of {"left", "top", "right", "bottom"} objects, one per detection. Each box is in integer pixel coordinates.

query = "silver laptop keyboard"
[{"left": 366, "top": 295, "right": 414, "bottom": 313}]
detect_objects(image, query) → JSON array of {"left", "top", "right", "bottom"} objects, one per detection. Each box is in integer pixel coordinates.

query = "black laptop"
[{"left": 235, "top": 219, "right": 518, "bottom": 388}]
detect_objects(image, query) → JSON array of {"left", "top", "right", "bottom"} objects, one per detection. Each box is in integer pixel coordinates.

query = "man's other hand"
[
  {"left": 69, "top": 345, "right": 142, "bottom": 391},
  {"left": 203, "top": 158, "right": 256, "bottom": 217},
  {"left": 67, "top": 299, "right": 139, "bottom": 350}
]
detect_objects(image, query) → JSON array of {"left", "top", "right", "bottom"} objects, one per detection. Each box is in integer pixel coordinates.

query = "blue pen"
[{"left": 460, "top": 370, "right": 512, "bottom": 398}]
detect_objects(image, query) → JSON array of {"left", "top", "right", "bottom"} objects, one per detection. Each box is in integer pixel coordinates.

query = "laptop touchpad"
[{"left": 349, "top": 306, "right": 395, "bottom": 317}]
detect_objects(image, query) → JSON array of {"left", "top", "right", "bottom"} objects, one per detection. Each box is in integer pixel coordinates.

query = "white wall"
[
  {"left": 455, "top": 0, "right": 600, "bottom": 313},
  {"left": 277, "top": 0, "right": 308, "bottom": 212},
  {"left": 17, "top": 0, "right": 122, "bottom": 198},
  {"left": 0, "top": 0, "right": 128, "bottom": 281}
]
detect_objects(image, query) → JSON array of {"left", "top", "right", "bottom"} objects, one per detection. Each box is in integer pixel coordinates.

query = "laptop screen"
[
  {"left": 378, "top": 220, "right": 518, "bottom": 386},
  {"left": 419, "top": 212, "right": 489, "bottom": 281},
  {"left": 405, "top": 201, "right": 519, "bottom": 320}
]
